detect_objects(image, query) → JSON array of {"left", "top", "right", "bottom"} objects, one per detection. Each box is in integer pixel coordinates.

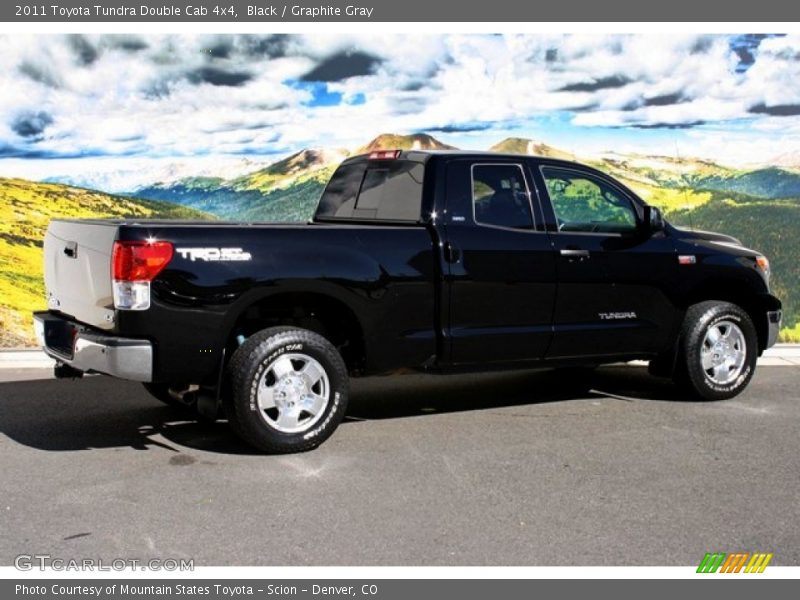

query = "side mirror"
[{"left": 643, "top": 205, "right": 665, "bottom": 233}]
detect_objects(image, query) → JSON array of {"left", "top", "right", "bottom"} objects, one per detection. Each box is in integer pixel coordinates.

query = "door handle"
[
  {"left": 443, "top": 242, "right": 461, "bottom": 263},
  {"left": 560, "top": 248, "right": 590, "bottom": 259}
]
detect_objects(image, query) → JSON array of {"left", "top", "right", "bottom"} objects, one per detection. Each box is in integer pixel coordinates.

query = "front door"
[{"left": 533, "top": 164, "right": 679, "bottom": 359}]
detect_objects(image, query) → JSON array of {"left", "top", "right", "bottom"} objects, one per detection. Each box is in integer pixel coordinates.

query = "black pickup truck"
[{"left": 34, "top": 150, "right": 782, "bottom": 452}]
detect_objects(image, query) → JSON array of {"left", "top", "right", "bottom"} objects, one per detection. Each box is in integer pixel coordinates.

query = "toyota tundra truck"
[{"left": 33, "top": 150, "right": 782, "bottom": 453}]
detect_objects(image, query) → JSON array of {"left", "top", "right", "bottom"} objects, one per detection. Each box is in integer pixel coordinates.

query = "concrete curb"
[{"left": 2, "top": 345, "right": 799, "bottom": 370}]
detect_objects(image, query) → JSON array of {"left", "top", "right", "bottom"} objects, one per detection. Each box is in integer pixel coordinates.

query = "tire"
[
  {"left": 676, "top": 301, "right": 758, "bottom": 400},
  {"left": 225, "top": 326, "right": 349, "bottom": 453},
  {"left": 141, "top": 382, "right": 196, "bottom": 408}
]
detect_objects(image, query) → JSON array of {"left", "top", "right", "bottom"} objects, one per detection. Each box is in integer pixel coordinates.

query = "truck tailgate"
[{"left": 44, "top": 220, "right": 118, "bottom": 330}]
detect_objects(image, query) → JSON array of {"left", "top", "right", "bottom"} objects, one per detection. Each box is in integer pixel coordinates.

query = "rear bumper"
[
  {"left": 766, "top": 310, "right": 782, "bottom": 349},
  {"left": 33, "top": 311, "right": 153, "bottom": 382}
]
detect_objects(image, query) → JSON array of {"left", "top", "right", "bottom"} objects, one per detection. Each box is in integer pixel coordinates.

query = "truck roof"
[{"left": 341, "top": 149, "right": 586, "bottom": 169}]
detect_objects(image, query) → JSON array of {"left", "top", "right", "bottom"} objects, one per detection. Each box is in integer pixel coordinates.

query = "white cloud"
[{"left": 1, "top": 33, "right": 799, "bottom": 179}]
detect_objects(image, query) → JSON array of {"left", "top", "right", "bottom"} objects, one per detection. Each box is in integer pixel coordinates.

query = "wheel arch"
[
  {"left": 682, "top": 278, "right": 773, "bottom": 353},
  {"left": 651, "top": 279, "right": 773, "bottom": 379},
  {"left": 221, "top": 289, "right": 367, "bottom": 374}
]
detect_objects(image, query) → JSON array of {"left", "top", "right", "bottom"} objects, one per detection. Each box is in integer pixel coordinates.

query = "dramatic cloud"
[
  {"left": 630, "top": 120, "right": 706, "bottom": 129},
  {"left": 1, "top": 33, "right": 799, "bottom": 171},
  {"left": 426, "top": 123, "right": 495, "bottom": 133},
  {"left": 105, "top": 36, "right": 149, "bottom": 53},
  {"left": 300, "top": 50, "right": 382, "bottom": 82},
  {"left": 10, "top": 111, "right": 53, "bottom": 138},
  {"left": 68, "top": 35, "right": 99, "bottom": 66},
  {"left": 18, "top": 61, "right": 61, "bottom": 88},
  {"left": 558, "top": 75, "right": 632, "bottom": 93},
  {"left": 643, "top": 93, "right": 686, "bottom": 107},
  {"left": 186, "top": 67, "right": 253, "bottom": 87},
  {"left": 750, "top": 103, "right": 800, "bottom": 116}
]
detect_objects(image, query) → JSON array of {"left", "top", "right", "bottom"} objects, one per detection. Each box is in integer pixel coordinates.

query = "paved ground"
[{"left": 0, "top": 366, "right": 798, "bottom": 566}]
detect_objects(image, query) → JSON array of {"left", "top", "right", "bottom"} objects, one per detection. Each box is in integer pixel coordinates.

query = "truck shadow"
[
  {"left": 345, "top": 366, "right": 680, "bottom": 420},
  {"left": 0, "top": 366, "right": 685, "bottom": 455}
]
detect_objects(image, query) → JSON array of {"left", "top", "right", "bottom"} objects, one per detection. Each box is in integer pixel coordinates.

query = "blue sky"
[{"left": 1, "top": 33, "right": 800, "bottom": 190}]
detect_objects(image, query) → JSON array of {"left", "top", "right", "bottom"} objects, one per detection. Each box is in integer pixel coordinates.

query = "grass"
[
  {"left": 779, "top": 323, "right": 800, "bottom": 343},
  {"left": 0, "top": 177, "right": 212, "bottom": 346}
]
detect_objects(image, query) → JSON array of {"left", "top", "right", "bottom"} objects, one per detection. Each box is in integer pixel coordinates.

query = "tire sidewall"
[
  {"left": 231, "top": 329, "right": 349, "bottom": 452},
  {"left": 685, "top": 303, "right": 757, "bottom": 399}
]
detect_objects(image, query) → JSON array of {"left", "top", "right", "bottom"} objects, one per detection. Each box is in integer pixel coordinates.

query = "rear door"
[
  {"left": 532, "top": 164, "right": 678, "bottom": 359},
  {"left": 443, "top": 159, "right": 557, "bottom": 364}
]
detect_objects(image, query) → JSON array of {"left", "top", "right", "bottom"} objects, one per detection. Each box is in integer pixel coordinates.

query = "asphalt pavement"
[{"left": 0, "top": 365, "right": 798, "bottom": 566}]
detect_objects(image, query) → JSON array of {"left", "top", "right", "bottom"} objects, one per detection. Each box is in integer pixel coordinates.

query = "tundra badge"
[{"left": 599, "top": 312, "right": 637, "bottom": 320}]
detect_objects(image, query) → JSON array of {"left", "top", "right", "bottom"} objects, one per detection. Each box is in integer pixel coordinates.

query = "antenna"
[{"left": 675, "top": 139, "right": 695, "bottom": 231}]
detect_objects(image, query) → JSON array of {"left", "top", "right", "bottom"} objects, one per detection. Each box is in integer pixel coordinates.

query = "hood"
[{"left": 671, "top": 226, "right": 742, "bottom": 246}]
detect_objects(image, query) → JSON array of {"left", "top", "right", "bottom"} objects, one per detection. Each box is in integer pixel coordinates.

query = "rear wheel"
[
  {"left": 676, "top": 301, "right": 757, "bottom": 400},
  {"left": 225, "top": 327, "right": 349, "bottom": 453}
]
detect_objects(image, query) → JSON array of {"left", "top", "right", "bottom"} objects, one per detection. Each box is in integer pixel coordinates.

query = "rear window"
[{"left": 315, "top": 160, "right": 425, "bottom": 222}]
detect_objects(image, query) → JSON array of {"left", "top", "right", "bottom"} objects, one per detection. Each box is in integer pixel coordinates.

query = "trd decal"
[{"left": 176, "top": 247, "right": 252, "bottom": 262}]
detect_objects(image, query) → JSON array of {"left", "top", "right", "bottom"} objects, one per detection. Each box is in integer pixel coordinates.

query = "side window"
[
  {"left": 471, "top": 164, "right": 533, "bottom": 229},
  {"left": 541, "top": 167, "right": 638, "bottom": 234}
]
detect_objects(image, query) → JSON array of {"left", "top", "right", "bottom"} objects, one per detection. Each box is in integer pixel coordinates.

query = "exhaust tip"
[{"left": 54, "top": 362, "right": 84, "bottom": 379}]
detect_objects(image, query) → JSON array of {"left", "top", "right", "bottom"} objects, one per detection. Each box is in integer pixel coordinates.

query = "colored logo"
[{"left": 697, "top": 552, "right": 773, "bottom": 573}]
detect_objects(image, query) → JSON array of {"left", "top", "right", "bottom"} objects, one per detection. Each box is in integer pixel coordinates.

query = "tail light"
[
  {"left": 111, "top": 240, "right": 173, "bottom": 310},
  {"left": 368, "top": 149, "right": 401, "bottom": 160}
]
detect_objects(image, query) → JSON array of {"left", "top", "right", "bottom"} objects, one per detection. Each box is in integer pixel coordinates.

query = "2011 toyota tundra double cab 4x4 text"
[{"left": 34, "top": 150, "right": 782, "bottom": 453}]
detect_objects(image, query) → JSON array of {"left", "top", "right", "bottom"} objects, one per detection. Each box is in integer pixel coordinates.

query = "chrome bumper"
[
  {"left": 33, "top": 312, "right": 153, "bottom": 382},
  {"left": 766, "top": 310, "right": 782, "bottom": 349}
]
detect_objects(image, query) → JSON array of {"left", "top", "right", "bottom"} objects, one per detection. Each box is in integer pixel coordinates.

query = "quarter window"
[
  {"left": 541, "top": 167, "right": 638, "bottom": 234},
  {"left": 316, "top": 160, "right": 425, "bottom": 222},
  {"left": 471, "top": 164, "right": 533, "bottom": 229}
]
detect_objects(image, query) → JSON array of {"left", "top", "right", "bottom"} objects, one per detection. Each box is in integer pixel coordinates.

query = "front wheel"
[
  {"left": 225, "top": 327, "right": 349, "bottom": 453},
  {"left": 677, "top": 301, "right": 758, "bottom": 400}
]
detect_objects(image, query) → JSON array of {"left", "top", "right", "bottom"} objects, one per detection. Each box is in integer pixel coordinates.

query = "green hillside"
[
  {"left": 0, "top": 178, "right": 212, "bottom": 346},
  {"left": 690, "top": 167, "right": 800, "bottom": 199},
  {"left": 600, "top": 156, "right": 800, "bottom": 200}
]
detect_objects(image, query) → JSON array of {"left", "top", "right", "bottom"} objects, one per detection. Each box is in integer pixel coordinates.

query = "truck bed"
[{"left": 43, "top": 217, "right": 440, "bottom": 381}]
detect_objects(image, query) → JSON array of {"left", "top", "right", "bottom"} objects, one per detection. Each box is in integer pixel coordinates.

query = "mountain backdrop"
[{"left": 2, "top": 133, "right": 799, "bottom": 346}]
